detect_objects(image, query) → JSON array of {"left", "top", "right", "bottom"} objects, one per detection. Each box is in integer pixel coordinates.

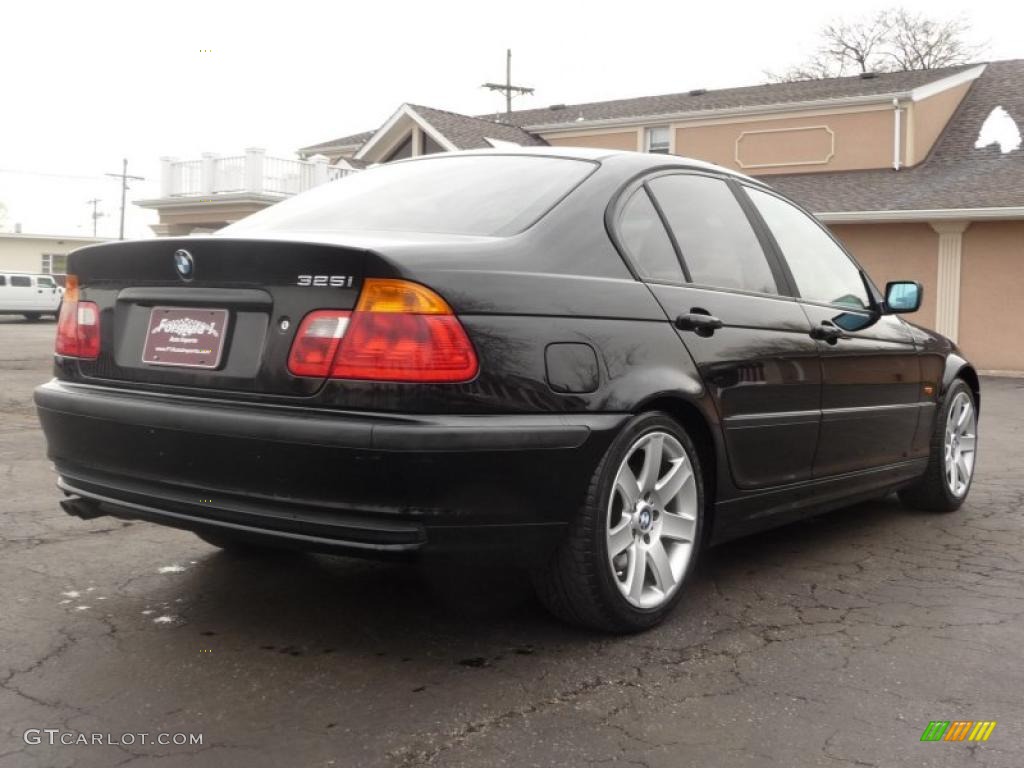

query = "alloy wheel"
[
  {"left": 606, "top": 431, "right": 698, "bottom": 609},
  {"left": 944, "top": 391, "right": 977, "bottom": 497}
]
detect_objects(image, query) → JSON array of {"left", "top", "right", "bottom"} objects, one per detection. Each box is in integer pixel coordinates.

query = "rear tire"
[
  {"left": 532, "top": 411, "right": 704, "bottom": 633},
  {"left": 898, "top": 378, "right": 978, "bottom": 512}
]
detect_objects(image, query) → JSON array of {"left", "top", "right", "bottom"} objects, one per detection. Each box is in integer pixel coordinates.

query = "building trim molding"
[
  {"left": 735, "top": 125, "right": 836, "bottom": 169},
  {"left": 818, "top": 207, "right": 1024, "bottom": 224}
]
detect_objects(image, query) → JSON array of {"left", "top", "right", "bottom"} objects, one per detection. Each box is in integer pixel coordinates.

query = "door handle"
[
  {"left": 675, "top": 310, "right": 724, "bottom": 337},
  {"left": 809, "top": 322, "right": 846, "bottom": 344}
]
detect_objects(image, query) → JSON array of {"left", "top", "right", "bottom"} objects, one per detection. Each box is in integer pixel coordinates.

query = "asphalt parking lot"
[{"left": 2, "top": 316, "right": 1023, "bottom": 768}]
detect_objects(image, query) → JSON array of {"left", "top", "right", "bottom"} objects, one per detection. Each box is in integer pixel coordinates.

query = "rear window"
[{"left": 223, "top": 155, "right": 596, "bottom": 237}]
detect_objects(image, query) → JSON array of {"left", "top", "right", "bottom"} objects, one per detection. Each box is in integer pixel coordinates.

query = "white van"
[{"left": 0, "top": 273, "right": 64, "bottom": 320}]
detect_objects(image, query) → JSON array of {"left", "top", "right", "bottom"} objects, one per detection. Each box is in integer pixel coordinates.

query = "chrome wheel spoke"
[
  {"left": 626, "top": 544, "right": 646, "bottom": 603},
  {"left": 636, "top": 435, "right": 663, "bottom": 494},
  {"left": 959, "top": 434, "right": 976, "bottom": 453},
  {"left": 608, "top": 519, "right": 633, "bottom": 557},
  {"left": 647, "top": 540, "right": 675, "bottom": 593},
  {"left": 660, "top": 511, "right": 695, "bottom": 542},
  {"left": 614, "top": 464, "right": 640, "bottom": 508},
  {"left": 656, "top": 458, "right": 691, "bottom": 504}
]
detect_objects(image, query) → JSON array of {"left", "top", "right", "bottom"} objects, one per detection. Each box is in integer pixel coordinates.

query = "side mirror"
[{"left": 884, "top": 281, "right": 922, "bottom": 314}]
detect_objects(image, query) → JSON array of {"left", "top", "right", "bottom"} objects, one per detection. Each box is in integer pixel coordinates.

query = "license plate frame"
[{"left": 142, "top": 306, "right": 230, "bottom": 369}]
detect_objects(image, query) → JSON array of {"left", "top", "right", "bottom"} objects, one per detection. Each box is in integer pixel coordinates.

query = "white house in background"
[
  {"left": 0, "top": 232, "right": 110, "bottom": 277},
  {"left": 134, "top": 148, "right": 358, "bottom": 236}
]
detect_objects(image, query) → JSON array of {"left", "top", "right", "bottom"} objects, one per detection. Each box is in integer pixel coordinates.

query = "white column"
[
  {"left": 309, "top": 154, "right": 329, "bottom": 188},
  {"left": 200, "top": 152, "right": 216, "bottom": 195},
  {"left": 244, "top": 147, "right": 266, "bottom": 194},
  {"left": 930, "top": 221, "right": 970, "bottom": 342},
  {"left": 159, "top": 156, "right": 177, "bottom": 197}
]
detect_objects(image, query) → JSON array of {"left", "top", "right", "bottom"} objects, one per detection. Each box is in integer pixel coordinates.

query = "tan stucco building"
[
  {"left": 297, "top": 60, "right": 1024, "bottom": 373},
  {"left": 0, "top": 232, "right": 109, "bottom": 276}
]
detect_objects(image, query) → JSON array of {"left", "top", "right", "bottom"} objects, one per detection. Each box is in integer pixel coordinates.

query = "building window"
[
  {"left": 646, "top": 126, "right": 671, "bottom": 154},
  {"left": 41, "top": 253, "right": 68, "bottom": 274}
]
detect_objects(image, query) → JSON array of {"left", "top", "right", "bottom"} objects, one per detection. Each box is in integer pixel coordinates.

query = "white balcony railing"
[{"left": 160, "top": 148, "right": 356, "bottom": 199}]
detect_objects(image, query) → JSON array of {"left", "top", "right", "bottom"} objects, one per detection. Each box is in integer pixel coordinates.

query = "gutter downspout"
[{"left": 893, "top": 97, "right": 902, "bottom": 170}]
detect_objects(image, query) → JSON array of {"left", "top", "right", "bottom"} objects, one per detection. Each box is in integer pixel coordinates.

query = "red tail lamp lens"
[
  {"left": 55, "top": 276, "right": 100, "bottom": 360},
  {"left": 286, "top": 280, "right": 478, "bottom": 383}
]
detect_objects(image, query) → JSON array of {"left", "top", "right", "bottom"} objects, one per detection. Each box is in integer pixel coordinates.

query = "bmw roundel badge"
[{"left": 173, "top": 249, "right": 194, "bottom": 281}]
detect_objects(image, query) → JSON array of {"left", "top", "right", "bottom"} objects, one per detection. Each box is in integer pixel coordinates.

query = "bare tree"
[{"left": 767, "top": 8, "right": 983, "bottom": 82}]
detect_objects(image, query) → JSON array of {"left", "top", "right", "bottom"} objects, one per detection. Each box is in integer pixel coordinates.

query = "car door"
[
  {"left": 33, "top": 275, "right": 61, "bottom": 312},
  {"left": 8, "top": 275, "right": 33, "bottom": 311},
  {"left": 616, "top": 171, "right": 821, "bottom": 490},
  {"left": 741, "top": 185, "right": 922, "bottom": 477}
]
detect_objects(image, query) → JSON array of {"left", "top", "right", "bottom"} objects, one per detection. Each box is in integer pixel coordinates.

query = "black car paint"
[{"left": 36, "top": 149, "right": 978, "bottom": 559}]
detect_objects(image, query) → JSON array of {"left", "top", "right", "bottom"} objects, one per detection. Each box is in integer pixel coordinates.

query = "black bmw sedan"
[{"left": 35, "top": 148, "right": 979, "bottom": 632}]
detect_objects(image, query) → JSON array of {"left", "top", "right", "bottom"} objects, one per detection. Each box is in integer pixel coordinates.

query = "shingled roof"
[
  {"left": 769, "top": 60, "right": 1024, "bottom": 214},
  {"left": 408, "top": 105, "right": 547, "bottom": 149},
  {"left": 502, "top": 64, "right": 976, "bottom": 128}
]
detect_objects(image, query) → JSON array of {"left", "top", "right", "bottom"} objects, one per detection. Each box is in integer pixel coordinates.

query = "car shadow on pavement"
[{"left": 156, "top": 492, "right": 927, "bottom": 653}]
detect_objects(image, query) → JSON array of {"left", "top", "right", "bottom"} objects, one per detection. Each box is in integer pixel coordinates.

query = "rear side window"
[
  {"left": 647, "top": 174, "right": 778, "bottom": 295},
  {"left": 746, "top": 187, "right": 869, "bottom": 309},
  {"left": 618, "top": 187, "right": 683, "bottom": 282},
  {"left": 10, "top": 276, "right": 31, "bottom": 287},
  {"left": 223, "top": 155, "right": 596, "bottom": 237},
  {"left": 0, "top": 276, "right": 6, "bottom": 286}
]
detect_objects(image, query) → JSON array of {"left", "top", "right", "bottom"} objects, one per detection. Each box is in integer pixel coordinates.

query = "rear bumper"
[{"left": 35, "top": 380, "right": 627, "bottom": 558}]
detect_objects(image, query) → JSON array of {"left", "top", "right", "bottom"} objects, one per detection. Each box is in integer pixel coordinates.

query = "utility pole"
[
  {"left": 482, "top": 48, "right": 534, "bottom": 117},
  {"left": 104, "top": 159, "right": 144, "bottom": 240},
  {"left": 86, "top": 198, "right": 103, "bottom": 237}
]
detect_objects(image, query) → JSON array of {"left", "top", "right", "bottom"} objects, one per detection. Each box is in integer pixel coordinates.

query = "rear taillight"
[
  {"left": 287, "top": 279, "right": 478, "bottom": 383},
  {"left": 55, "top": 276, "right": 101, "bottom": 359}
]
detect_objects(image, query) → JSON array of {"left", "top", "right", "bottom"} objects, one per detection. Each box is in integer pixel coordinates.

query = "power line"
[
  {"left": 482, "top": 49, "right": 534, "bottom": 116},
  {"left": 104, "top": 159, "right": 144, "bottom": 241},
  {"left": 86, "top": 198, "right": 104, "bottom": 237}
]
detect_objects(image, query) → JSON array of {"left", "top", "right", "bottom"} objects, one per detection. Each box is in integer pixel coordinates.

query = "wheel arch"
[{"left": 633, "top": 393, "right": 721, "bottom": 546}]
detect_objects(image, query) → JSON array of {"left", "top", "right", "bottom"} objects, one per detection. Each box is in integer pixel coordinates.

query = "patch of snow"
[
  {"left": 153, "top": 615, "right": 177, "bottom": 624},
  {"left": 97, "top": 596, "right": 107, "bottom": 600},
  {"left": 141, "top": 609, "right": 154, "bottom": 615},
  {"left": 59, "top": 599, "right": 71, "bottom": 605},
  {"left": 61, "top": 590, "right": 80, "bottom": 598},
  {"left": 86, "top": 587, "right": 96, "bottom": 592},
  {"left": 158, "top": 565, "right": 186, "bottom": 574},
  {"left": 75, "top": 606, "right": 89, "bottom": 611},
  {"left": 975, "top": 106, "right": 1022, "bottom": 154}
]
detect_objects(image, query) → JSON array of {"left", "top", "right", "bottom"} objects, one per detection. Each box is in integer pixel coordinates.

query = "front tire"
[
  {"left": 533, "top": 412, "right": 704, "bottom": 632},
  {"left": 898, "top": 378, "right": 978, "bottom": 512}
]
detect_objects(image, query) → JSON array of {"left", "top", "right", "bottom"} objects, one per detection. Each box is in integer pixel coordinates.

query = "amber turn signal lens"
[{"left": 354, "top": 279, "right": 453, "bottom": 315}]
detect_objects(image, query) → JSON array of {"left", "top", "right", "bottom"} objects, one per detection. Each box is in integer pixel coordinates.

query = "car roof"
[{"left": 396, "top": 145, "right": 760, "bottom": 183}]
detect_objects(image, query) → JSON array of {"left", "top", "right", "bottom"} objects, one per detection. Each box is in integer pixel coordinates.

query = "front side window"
[
  {"left": 647, "top": 174, "right": 778, "bottom": 295},
  {"left": 618, "top": 187, "right": 683, "bottom": 282},
  {"left": 746, "top": 188, "right": 869, "bottom": 308},
  {"left": 37, "top": 276, "right": 56, "bottom": 288},
  {"left": 10, "top": 276, "right": 31, "bottom": 287},
  {"left": 223, "top": 155, "right": 596, "bottom": 237},
  {"left": 646, "top": 126, "right": 671, "bottom": 154}
]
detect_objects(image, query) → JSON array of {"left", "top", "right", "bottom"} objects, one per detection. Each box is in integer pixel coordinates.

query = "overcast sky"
[{"left": 1, "top": 0, "right": 1020, "bottom": 239}]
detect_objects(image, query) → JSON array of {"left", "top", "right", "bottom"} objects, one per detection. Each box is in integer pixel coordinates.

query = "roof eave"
[{"left": 817, "top": 205, "right": 1024, "bottom": 224}]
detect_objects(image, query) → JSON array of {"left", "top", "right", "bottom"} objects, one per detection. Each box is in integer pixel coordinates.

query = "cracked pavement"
[{"left": 2, "top": 317, "right": 1023, "bottom": 767}]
